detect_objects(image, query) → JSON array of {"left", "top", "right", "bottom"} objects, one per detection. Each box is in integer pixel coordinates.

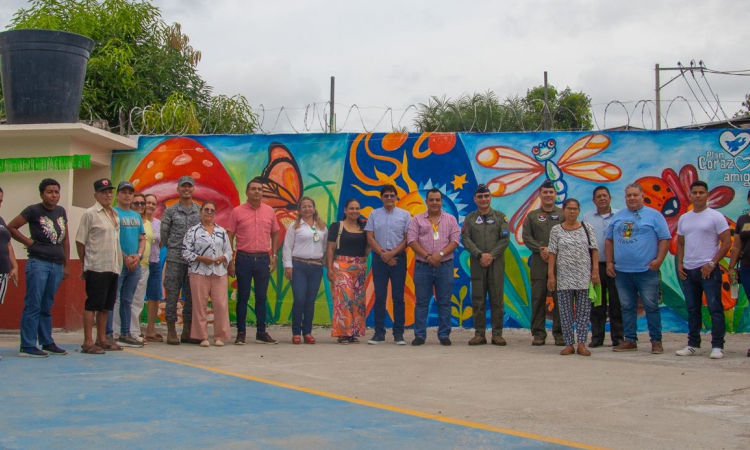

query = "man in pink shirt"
[
  {"left": 407, "top": 188, "right": 460, "bottom": 346},
  {"left": 227, "top": 177, "right": 280, "bottom": 344}
]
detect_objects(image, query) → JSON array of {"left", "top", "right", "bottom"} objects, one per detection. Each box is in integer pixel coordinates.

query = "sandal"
[
  {"left": 80, "top": 344, "right": 105, "bottom": 354},
  {"left": 145, "top": 335, "right": 164, "bottom": 342},
  {"left": 292, "top": 335, "right": 302, "bottom": 345},
  {"left": 96, "top": 341, "right": 123, "bottom": 351},
  {"left": 337, "top": 337, "right": 350, "bottom": 345},
  {"left": 304, "top": 335, "right": 316, "bottom": 344}
]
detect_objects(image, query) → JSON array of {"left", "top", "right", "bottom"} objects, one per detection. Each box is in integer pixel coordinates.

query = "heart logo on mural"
[
  {"left": 720, "top": 131, "right": 750, "bottom": 157},
  {"left": 734, "top": 156, "right": 750, "bottom": 172}
]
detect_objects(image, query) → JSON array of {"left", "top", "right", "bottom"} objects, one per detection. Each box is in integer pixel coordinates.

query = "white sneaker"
[
  {"left": 710, "top": 348, "right": 724, "bottom": 359},
  {"left": 675, "top": 346, "right": 700, "bottom": 356}
]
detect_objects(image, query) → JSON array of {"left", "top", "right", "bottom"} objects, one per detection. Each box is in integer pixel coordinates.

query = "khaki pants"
[{"left": 189, "top": 273, "right": 231, "bottom": 341}]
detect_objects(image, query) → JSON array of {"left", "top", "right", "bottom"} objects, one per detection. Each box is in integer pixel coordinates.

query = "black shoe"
[
  {"left": 180, "top": 336, "right": 202, "bottom": 345},
  {"left": 393, "top": 334, "right": 406, "bottom": 345},
  {"left": 256, "top": 332, "right": 278, "bottom": 344},
  {"left": 554, "top": 338, "right": 565, "bottom": 347},
  {"left": 41, "top": 343, "right": 68, "bottom": 355},
  {"left": 234, "top": 331, "right": 246, "bottom": 345},
  {"left": 19, "top": 347, "right": 48, "bottom": 358},
  {"left": 411, "top": 337, "right": 425, "bottom": 346},
  {"left": 368, "top": 334, "right": 385, "bottom": 344},
  {"left": 348, "top": 337, "right": 360, "bottom": 344},
  {"left": 589, "top": 341, "right": 603, "bottom": 348},
  {"left": 439, "top": 338, "right": 452, "bottom": 346}
]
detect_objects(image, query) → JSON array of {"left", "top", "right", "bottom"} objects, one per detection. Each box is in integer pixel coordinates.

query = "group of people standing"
[{"left": 0, "top": 174, "right": 743, "bottom": 358}]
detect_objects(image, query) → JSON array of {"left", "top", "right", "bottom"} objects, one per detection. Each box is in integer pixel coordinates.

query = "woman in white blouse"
[
  {"left": 182, "top": 202, "right": 233, "bottom": 347},
  {"left": 283, "top": 197, "right": 328, "bottom": 344}
]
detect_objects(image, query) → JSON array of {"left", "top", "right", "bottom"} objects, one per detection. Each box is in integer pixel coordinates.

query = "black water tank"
[{"left": 0, "top": 29, "right": 94, "bottom": 124}]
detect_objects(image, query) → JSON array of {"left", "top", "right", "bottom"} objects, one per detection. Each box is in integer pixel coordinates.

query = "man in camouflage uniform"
[
  {"left": 522, "top": 181, "right": 564, "bottom": 346},
  {"left": 462, "top": 184, "right": 510, "bottom": 346}
]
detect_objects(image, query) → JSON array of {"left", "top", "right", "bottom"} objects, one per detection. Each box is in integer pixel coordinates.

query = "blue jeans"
[
  {"left": 680, "top": 267, "right": 724, "bottom": 349},
  {"left": 20, "top": 258, "right": 63, "bottom": 349},
  {"left": 413, "top": 260, "right": 454, "bottom": 340},
  {"left": 107, "top": 264, "right": 142, "bottom": 336},
  {"left": 146, "top": 261, "right": 163, "bottom": 301},
  {"left": 290, "top": 260, "right": 323, "bottom": 335},
  {"left": 371, "top": 254, "right": 407, "bottom": 336},
  {"left": 615, "top": 269, "right": 661, "bottom": 343},
  {"left": 739, "top": 266, "right": 750, "bottom": 305},
  {"left": 235, "top": 252, "right": 270, "bottom": 333}
]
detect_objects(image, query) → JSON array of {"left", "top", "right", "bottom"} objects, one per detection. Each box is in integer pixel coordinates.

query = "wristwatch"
[
  {"left": 708, "top": 261, "right": 715, "bottom": 268},
  {"left": 137, "top": 253, "right": 143, "bottom": 261},
  {"left": 439, "top": 251, "right": 445, "bottom": 257}
]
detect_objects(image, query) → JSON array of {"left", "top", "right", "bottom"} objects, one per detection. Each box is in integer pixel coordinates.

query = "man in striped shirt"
[{"left": 407, "top": 188, "right": 460, "bottom": 346}]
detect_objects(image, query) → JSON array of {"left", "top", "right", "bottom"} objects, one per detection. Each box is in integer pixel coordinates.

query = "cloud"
[{"left": 1, "top": 0, "right": 749, "bottom": 132}]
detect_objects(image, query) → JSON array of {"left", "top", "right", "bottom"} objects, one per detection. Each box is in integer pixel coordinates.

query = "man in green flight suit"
[
  {"left": 523, "top": 181, "right": 564, "bottom": 346},
  {"left": 462, "top": 184, "right": 510, "bottom": 346}
]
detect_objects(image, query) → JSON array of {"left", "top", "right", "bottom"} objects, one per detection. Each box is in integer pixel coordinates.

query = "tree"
[
  {"left": 2, "top": 0, "right": 256, "bottom": 134},
  {"left": 414, "top": 85, "right": 593, "bottom": 132},
  {"left": 735, "top": 94, "right": 750, "bottom": 118}
]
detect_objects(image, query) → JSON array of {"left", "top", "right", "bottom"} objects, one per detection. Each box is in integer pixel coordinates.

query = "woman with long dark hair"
[{"left": 327, "top": 199, "right": 369, "bottom": 344}]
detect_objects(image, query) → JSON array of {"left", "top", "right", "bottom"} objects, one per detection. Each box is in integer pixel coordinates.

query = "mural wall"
[{"left": 111, "top": 129, "right": 750, "bottom": 333}]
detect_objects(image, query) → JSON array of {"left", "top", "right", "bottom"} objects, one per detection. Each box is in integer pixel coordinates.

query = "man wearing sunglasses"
[
  {"left": 365, "top": 184, "right": 411, "bottom": 345},
  {"left": 461, "top": 184, "right": 510, "bottom": 346},
  {"left": 605, "top": 183, "right": 670, "bottom": 354}
]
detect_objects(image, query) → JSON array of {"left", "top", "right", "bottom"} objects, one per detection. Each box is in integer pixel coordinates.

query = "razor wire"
[{"left": 4, "top": 96, "right": 744, "bottom": 134}]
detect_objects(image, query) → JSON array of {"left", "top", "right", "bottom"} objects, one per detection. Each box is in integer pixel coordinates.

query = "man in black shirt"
[{"left": 8, "top": 178, "right": 70, "bottom": 358}]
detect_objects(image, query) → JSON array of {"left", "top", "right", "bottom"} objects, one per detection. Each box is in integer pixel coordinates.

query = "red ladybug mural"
[{"left": 636, "top": 164, "right": 734, "bottom": 255}]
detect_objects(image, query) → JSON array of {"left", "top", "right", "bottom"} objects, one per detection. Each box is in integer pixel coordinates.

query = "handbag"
[
  {"left": 581, "top": 222, "right": 602, "bottom": 306},
  {"left": 335, "top": 221, "right": 344, "bottom": 250}
]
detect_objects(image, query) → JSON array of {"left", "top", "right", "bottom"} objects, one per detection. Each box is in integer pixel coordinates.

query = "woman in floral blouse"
[{"left": 182, "top": 202, "right": 233, "bottom": 347}]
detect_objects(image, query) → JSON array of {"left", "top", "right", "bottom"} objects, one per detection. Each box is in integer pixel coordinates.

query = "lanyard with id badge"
[
  {"left": 431, "top": 220, "right": 440, "bottom": 241},
  {"left": 312, "top": 224, "right": 319, "bottom": 242}
]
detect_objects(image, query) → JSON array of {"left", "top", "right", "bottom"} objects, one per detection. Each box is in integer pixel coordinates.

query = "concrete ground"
[{"left": 1, "top": 326, "right": 749, "bottom": 450}]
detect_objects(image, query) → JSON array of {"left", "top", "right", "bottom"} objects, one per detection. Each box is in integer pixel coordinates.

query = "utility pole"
[
  {"left": 655, "top": 64, "right": 661, "bottom": 130},
  {"left": 543, "top": 71, "right": 549, "bottom": 131},
  {"left": 329, "top": 76, "right": 335, "bottom": 133},
  {"left": 654, "top": 62, "right": 708, "bottom": 130}
]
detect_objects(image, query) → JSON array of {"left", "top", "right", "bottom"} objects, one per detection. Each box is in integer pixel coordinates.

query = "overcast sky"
[{"left": 2, "top": 0, "right": 749, "bottom": 133}]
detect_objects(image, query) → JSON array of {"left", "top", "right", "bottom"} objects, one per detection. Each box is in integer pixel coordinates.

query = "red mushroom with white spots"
[{"left": 129, "top": 136, "right": 240, "bottom": 226}]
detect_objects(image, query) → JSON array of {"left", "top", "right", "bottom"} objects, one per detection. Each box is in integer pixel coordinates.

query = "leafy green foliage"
[
  {"left": 2, "top": 0, "right": 256, "bottom": 134},
  {"left": 735, "top": 94, "right": 750, "bottom": 118},
  {"left": 140, "top": 92, "right": 200, "bottom": 134},
  {"left": 414, "top": 85, "right": 593, "bottom": 132}
]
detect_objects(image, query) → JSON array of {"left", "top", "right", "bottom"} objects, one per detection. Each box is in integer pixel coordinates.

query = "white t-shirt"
[{"left": 676, "top": 208, "right": 728, "bottom": 270}]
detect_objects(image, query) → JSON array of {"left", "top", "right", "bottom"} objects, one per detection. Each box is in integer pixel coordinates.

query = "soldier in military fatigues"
[
  {"left": 523, "top": 181, "right": 564, "bottom": 346},
  {"left": 462, "top": 184, "right": 510, "bottom": 346}
]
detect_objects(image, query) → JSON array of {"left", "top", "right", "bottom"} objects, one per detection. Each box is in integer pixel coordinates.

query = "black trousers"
[{"left": 590, "top": 261, "right": 623, "bottom": 344}]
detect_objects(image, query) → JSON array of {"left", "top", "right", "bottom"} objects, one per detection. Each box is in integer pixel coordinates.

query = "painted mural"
[{"left": 111, "top": 129, "right": 750, "bottom": 333}]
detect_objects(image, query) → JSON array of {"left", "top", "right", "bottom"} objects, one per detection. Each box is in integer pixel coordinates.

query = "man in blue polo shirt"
[
  {"left": 107, "top": 181, "right": 145, "bottom": 348},
  {"left": 365, "top": 184, "right": 411, "bottom": 345},
  {"left": 605, "top": 183, "right": 671, "bottom": 354}
]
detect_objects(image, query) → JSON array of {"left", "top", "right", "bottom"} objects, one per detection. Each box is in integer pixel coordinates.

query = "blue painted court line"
[{"left": 0, "top": 345, "right": 596, "bottom": 450}]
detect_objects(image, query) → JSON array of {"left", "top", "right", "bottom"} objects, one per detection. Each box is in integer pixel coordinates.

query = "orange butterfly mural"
[{"left": 257, "top": 142, "right": 303, "bottom": 243}]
